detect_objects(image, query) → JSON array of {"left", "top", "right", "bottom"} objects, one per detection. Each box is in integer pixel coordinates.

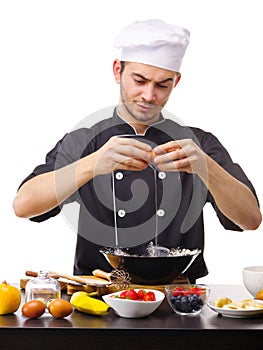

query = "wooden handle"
[
  {"left": 25, "top": 271, "right": 38, "bottom": 277},
  {"left": 48, "top": 271, "right": 88, "bottom": 284},
  {"left": 92, "top": 269, "right": 111, "bottom": 281},
  {"left": 25, "top": 271, "right": 59, "bottom": 279}
]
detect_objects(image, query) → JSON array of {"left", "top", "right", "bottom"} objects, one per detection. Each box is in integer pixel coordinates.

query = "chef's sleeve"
[
  {"left": 17, "top": 129, "right": 90, "bottom": 223},
  {"left": 201, "top": 131, "right": 259, "bottom": 231}
]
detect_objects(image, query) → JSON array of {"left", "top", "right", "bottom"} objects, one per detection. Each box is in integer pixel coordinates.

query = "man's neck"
[{"left": 117, "top": 105, "right": 161, "bottom": 135}]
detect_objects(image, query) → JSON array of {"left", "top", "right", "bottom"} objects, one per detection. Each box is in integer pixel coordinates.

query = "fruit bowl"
[
  {"left": 165, "top": 284, "right": 210, "bottom": 316},
  {"left": 102, "top": 288, "right": 165, "bottom": 318}
]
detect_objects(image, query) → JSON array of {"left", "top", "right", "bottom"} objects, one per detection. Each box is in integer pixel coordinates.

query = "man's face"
[{"left": 114, "top": 61, "right": 180, "bottom": 127}]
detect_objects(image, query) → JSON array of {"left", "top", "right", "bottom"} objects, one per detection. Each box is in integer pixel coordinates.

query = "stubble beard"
[{"left": 120, "top": 89, "right": 162, "bottom": 126}]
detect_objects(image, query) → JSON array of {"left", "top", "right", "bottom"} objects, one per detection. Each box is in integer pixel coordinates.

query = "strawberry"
[
  {"left": 120, "top": 290, "right": 128, "bottom": 299},
  {"left": 143, "top": 291, "right": 156, "bottom": 301},
  {"left": 126, "top": 289, "right": 138, "bottom": 300},
  {"left": 117, "top": 289, "right": 156, "bottom": 301},
  {"left": 172, "top": 287, "right": 184, "bottom": 297},
  {"left": 190, "top": 286, "right": 206, "bottom": 296},
  {"left": 137, "top": 289, "right": 146, "bottom": 300}
]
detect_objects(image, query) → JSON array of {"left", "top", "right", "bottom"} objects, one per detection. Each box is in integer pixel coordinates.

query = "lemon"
[{"left": 215, "top": 297, "right": 232, "bottom": 308}]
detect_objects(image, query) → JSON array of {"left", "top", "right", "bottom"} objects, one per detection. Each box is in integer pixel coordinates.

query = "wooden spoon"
[{"left": 25, "top": 270, "right": 110, "bottom": 286}]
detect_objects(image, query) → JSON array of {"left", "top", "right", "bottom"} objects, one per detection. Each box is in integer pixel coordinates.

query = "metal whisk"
[{"left": 92, "top": 268, "right": 131, "bottom": 289}]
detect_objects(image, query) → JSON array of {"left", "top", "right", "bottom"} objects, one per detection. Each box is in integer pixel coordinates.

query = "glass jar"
[{"left": 25, "top": 270, "right": 61, "bottom": 305}]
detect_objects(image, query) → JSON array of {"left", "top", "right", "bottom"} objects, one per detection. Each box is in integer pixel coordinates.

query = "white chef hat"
[{"left": 114, "top": 19, "right": 190, "bottom": 72}]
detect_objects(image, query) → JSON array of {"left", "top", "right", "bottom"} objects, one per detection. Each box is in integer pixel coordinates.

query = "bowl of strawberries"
[{"left": 102, "top": 288, "right": 165, "bottom": 318}]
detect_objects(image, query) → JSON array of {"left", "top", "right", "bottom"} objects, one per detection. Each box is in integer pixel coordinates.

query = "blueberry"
[
  {"left": 170, "top": 292, "right": 206, "bottom": 314},
  {"left": 191, "top": 300, "right": 198, "bottom": 308},
  {"left": 179, "top": 296, "right": 191, "bottom": 313},
  {"left": 188, "top": 295, "right": 194, "bottom": 303},
  {"left": 174, "top": 299, "right": 181, "bottom": 310},
  {"left": 198, "top": 298, "right": 204, "bottom": 306},
  {"left": 170, "top": 296, "right": 177, "bottom": 304}
]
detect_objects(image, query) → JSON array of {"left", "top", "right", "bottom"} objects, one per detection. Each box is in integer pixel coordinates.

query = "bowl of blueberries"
[{"left": 165, "top": 284, "right": 210, "bottom": 316}]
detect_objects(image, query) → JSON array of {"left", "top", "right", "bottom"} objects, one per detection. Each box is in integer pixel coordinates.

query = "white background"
[{"left": 0, "top": 0, "right": 262, "bottom": 285}]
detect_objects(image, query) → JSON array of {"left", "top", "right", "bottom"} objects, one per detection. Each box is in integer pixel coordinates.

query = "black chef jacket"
[{"left": 20, "top": 108, "right": 258, "bottom": 282}]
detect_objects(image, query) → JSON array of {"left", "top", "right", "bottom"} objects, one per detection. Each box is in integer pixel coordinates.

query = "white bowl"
[
  {"left": 102, "top": 288, "right": 165, "bottom": 318},
  {"left": 242, "top": 266, "right": 263, "bottom": 297}
]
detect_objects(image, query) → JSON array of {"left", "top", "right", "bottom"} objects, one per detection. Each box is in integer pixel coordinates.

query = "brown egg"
[
  {"left": 22, "top": 299, "right": 46, "bottom": 319},
  {"left": 47, "top": 298, "right": 73, "bottom": 319}
]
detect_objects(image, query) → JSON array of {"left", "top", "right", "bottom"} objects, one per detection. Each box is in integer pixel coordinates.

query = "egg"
[
  {"left": 47, "top": 298, "right": 73, "bottom": 318},
  {"left": 22, "top": 299, "right": 46, "bottom": 319}
]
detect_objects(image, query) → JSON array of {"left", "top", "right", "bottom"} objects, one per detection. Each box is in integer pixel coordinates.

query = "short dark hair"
[
  {"left": 120, "top": 61, "right": 126, "bottom": 75},
  {"left": 119, "top": 61, "right": 180, "bottom": 79}
]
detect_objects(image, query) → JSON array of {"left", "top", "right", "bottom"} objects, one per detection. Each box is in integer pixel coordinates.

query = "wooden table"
[{"left": 1, "top": 284, "right": 263, "bottom": 350}]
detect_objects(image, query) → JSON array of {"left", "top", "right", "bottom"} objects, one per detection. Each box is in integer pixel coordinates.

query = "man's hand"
[
  {"left": 93, "top": 136, "right": 152, "bottom": 175},
  {"left": 152, "top": 139, "right": 207, "bottom": 176}
]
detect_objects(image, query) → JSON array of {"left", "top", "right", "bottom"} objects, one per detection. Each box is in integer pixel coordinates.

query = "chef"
[{"left": 13, "top": 19, "right": 261, "bottom": 283}]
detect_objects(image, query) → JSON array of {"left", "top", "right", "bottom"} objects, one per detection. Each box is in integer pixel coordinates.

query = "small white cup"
[{"left": 242, "top": 266, "right": 263, "bottom": 298}]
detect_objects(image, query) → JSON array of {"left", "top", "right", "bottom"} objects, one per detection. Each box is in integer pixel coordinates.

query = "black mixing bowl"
[{"left": 100, "top": 246, "right": 201, "bottom": 285}]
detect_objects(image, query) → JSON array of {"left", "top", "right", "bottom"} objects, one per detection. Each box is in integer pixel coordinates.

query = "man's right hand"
[{"left": 92, "top": 136, "right": 152, "bottom": 175}]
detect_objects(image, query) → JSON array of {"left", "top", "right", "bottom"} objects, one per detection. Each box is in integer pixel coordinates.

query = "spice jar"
[{"left": 25, "top": 270, "right": 61, "bottom": 305}]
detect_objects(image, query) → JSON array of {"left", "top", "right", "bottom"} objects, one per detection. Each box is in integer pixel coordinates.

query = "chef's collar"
[{"left": 113, "top": 106, "right": 165, "bottom": 136}]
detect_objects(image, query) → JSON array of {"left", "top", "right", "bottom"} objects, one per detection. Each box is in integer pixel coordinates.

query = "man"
[{"left": 13, "top": 19, "right": 261, "bottom": 282}]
